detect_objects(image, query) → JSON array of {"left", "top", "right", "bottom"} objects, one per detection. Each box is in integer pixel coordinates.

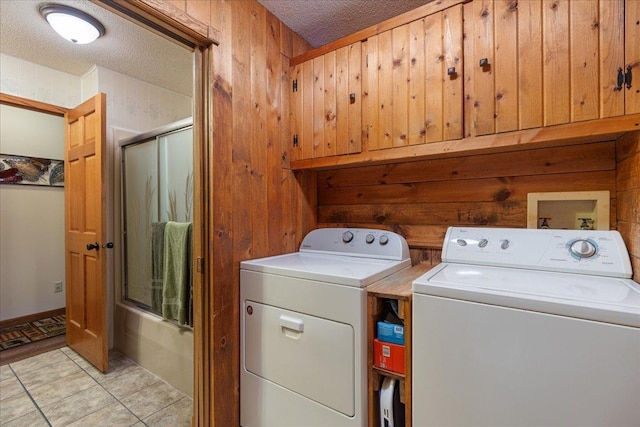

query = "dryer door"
[{"left": 244, "top": 300, "right": 355, "bottom": 416}]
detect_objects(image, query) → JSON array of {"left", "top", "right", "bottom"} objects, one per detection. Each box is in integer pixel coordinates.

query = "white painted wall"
[{"left": 0, "top": 105, "right": 65, "bottom": 321}]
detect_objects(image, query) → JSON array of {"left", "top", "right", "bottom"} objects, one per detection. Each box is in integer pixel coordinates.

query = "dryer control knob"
[
  {"left": 501, "top": 240, "right": 510, "bottom": 250},
  {"left": 569, "top": 239, "right": 597, "bottom": 258},
  {"left": 478, "top": 239, "right": 489, "bottom": 248},
  {"left": 379, "top": 234, "right": 389, "bottom": 245},
  {"left": 366, "top": 234, "right": 375, "bottom": 244},
  {"left": 342, "top": 231, "right": 354, "bottom": 243},
  {"left": 456, "top": 239, "right": 467, "bottom": 246}
]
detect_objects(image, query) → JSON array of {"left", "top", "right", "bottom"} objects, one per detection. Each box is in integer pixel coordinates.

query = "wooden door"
[
  {"left": 464, "top": 0, "right": 628, "bottom": 137},
  {"left": 290, "top": 42, "right": 362, "bottom": 161},
  {"left": 64, "top": 93, "right": 108, "bottom": 372},
  {"left": 366, "top": 5, "right": 463, "bottom": 151}
]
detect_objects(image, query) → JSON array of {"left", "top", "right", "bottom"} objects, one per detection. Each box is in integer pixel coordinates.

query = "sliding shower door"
[{"left": 121, "top": 120, "right": 193, "bottom": 317}]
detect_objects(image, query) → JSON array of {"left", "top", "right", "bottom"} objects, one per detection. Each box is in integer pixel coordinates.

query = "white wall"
[
  {"left": 0, "top": 53, "right": 81, "bottom": 108},
  {"left": 0, "top": 105, "right": 65, "bottom": 321}
]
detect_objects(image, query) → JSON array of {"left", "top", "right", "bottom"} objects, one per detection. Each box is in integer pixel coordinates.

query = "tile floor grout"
[{"left": 0, "top": 346, "right": 192, "bottom": 426}]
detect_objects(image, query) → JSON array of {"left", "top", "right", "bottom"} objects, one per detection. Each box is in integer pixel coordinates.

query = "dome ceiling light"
[{"left": 39, "top": 3, "right": 105, "bottom": 44}]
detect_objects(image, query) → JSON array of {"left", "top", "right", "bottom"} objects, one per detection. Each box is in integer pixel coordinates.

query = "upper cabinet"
[
  {"left": 290, "top": 42, "right": 362, "bottom": 161},
  {"left": 365, "top": 4, "right": 464, "bottom": 150},
  {"left": 464, "top": 0, "right": 640, "bottom": 137},
  {"left": 289, "top": 0, "right": 640, "bottom": 168}
]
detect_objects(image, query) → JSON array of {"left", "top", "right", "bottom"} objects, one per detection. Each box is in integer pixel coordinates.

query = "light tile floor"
[{"left": 0, "top": 347, "right": 192, "bottom": 426}]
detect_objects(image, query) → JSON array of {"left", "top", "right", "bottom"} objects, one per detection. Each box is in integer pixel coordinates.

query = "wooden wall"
[
  {"left": 317, "top": 141, "right": 618, "bottom": 259},
  {"left": 617, "top": 131, "right": 640, "bottom": 282},
  {"left": 154, "top": 1, "right": 314, "bottom": 425}
]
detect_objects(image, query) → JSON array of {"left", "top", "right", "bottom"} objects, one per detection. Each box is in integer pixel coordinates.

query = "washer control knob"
[
  {"left": 379, "top": 234, "right": 389, "bottom": 245},
  {"left": 501, "top": 239, "right": 510, "bottom": 250},
  {"left": 342, "top": 231, "right": 354, "bottom": 243},
  {"left": 478, "top": 239, "right": 489, "bottom": 248},
  {"left": 569, "top": 239, "right": 597, "bottom": 258},
  {"left": 366, "top": 234, "right": 375, "bottom": 244},
  {"left": 456, "top": 239, "right": 467, "bottom": 246}
]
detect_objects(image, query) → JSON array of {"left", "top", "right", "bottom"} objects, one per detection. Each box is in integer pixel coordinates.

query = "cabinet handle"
[
  {"left": 447, "top": 67, "right": 456, "bottom": 76},
  {"left": 479, "top": 58, "right": 489, "bottom": 67},
  {"left": 349, "top": 92, "right": 356, "bottom": 102},
  {"left": 625, "top": 65, "right": 632, "bottom": 90},
  {"left": 615, "top": 67, "right": 624, "bottom": 91}
]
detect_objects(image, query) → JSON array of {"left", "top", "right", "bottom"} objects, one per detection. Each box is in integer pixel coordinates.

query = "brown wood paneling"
[
  {"left": 616, "top": 131, "right": 640, "bottom": 281},
  {"left": 494, "top": 0, "right": 518, "bottom": 133},
  {"left": 543, "top": 0, "right": 570, "bottom": 126},
  {"left": 318, "top": 142, "right": 617, "bottom": 250},
  {"left": 318, "top": 142, "right": 616, "bottom": 188},
  {"left": 626, "top": 0, "right": 640, "bottom": 114},
  {"left": 599, "top": 0, "right": 625, "bottom": 118},
  {"left": 518, "top": 0, "right": 543, "bottom": 129},
  {"left": 570, "top": 0, "right": 600, "bottom": 122}
]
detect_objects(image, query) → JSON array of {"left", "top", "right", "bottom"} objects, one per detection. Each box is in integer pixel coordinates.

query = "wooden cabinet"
[
  {"left": 366, "top": 264, "right": 433, "bottom": 427},
  {"left": 290, "top": 42, "right": 362, "bottom": 160},
  {"left": 365, "top": 4, "right": 464, "bottom": 150},
  {"left": 464, "top": 0, "right": 640, "bottom": 137}
]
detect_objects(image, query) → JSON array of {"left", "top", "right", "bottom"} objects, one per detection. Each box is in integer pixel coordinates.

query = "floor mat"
[{"left": 0, "top": 315, "right": 66, "bottom": 351}]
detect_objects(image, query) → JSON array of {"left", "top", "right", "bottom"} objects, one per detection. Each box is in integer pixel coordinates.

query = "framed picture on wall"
[{"left": 0, "top": 154, "right": 64, "bottom": 187}]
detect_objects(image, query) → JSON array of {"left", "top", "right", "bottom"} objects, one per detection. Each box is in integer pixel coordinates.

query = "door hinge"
[
  {"left": 196, "top": 257, "right": 204, "bottom": 273},
  {"left": 293, "top": 134, "right": 299, "bottom": 147},
  {"left": 615, "top": 65, "right": 634, "bottom": 91},
  {"left": 292, "top": 79, "right": 298, "bottom": 92}
]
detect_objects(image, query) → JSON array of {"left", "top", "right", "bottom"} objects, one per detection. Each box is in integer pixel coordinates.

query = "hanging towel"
[
  {"left": 162, "top": 221, "right": 192, "bottom": 325},
  {"left": 151, "top": 222, "right": 167, "bottom": 315}
]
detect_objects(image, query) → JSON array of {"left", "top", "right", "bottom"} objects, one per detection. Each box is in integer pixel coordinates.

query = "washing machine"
[
  {"left": 412, "top": 227, "right": 640, "bottom": 426},
  {"left": 240, "top": 228, "right": 410, "bottom": 427}
]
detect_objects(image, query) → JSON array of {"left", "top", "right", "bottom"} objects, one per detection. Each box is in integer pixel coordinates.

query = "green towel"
[
  {"left": 162, "top": 221, "right": 192, "bottom": 325},
  {"left": 151, "top": 222, "right": 166, "bottom": 316}
]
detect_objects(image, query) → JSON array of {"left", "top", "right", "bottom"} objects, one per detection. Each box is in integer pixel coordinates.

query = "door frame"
[{"left": 91, "top": 2, "right": 216, "bottom": 425}]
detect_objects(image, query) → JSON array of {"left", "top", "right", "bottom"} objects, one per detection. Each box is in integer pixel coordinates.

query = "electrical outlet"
[{"left": 54, "top": 281, "right": 63, "bottom": 293}]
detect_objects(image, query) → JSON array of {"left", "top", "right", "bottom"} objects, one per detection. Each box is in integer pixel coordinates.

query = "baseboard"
[{"left": 0, "top": 307, "right": 66, "bottom": 329}]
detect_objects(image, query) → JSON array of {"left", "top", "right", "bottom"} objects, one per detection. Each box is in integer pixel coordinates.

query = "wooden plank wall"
[
  {"left": 155, "top": 1, "right": 314, "bottom": 426},
  {"left": 616, "top": 131, "right": 640, "bottom": 282},
  {"left": 317, "top": 141, "right": 618, "bottom": 262}
]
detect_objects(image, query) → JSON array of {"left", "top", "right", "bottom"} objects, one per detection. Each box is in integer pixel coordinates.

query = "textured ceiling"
[
  {"left": 257, "top": 0, "right": 432, "bottom": 48},
  {"left": 0, "top": 0, "right": 193, "bottom": 96}
]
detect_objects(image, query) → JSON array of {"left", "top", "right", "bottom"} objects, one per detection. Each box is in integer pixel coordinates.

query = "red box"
[{"left": 373, "top": 338, "right": 405, "bottom": 374}]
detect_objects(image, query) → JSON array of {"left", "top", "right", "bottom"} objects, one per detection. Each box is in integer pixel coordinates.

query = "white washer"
[
  {"left": 241, "top": 228, "right": 410, "bottom": 427},
  {"left": 413, "top": 227, "right": 640, "bottom": 427}
]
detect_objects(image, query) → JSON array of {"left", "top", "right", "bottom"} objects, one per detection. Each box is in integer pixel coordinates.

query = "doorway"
[{"left": 0, "top": 0, "right": 213, "bottom": 417}]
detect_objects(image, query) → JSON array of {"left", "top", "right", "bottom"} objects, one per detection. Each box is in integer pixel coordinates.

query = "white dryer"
[
  {"left": 413, "top": 227, "right": 640, "bottom": 427},
  {"left": 240, "top": 228, "right": 410, "bottom": 427}
]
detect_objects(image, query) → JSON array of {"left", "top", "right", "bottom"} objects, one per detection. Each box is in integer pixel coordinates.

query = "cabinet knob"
[
  {"left": 447, "top": 67, "right": 456, "bottom": 76},
  {"left": 349, "top": 92, "right": 356, "bottom": 102},
  {"left": 479, "top": 58, "right": 489, "bottom": 67}
]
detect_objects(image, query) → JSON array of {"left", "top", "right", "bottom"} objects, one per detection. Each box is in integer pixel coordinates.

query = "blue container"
[{"left": 377, "top": 321, "right": 404, "bottom": 345}]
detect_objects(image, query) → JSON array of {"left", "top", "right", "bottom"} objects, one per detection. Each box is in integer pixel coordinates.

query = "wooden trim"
[
  {"left": 291, "top": 114, "right": 640, "bottom": 170},
  {"left": 94, "top": 0, "right": 219, "bottom": 47},
  {"left": 0, "top": 93, "right": 68, "bottom": 116},
  {"left": 0, "top": 308, "right": 65, "bottom": 329},
  {"left": 290, "top": 0, "right": 468, "bottom": 66},
  {"left": 192, "top": 45, "right": 211, "bottom": 427}
]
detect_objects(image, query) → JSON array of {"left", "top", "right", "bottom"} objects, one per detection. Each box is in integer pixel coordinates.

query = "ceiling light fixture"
[{"left": 39, "top": 4, "right": 105, "bottom": 44}]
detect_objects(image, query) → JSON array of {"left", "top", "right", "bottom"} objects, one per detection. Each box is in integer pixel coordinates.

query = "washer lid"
[
  {"left": 241, "top": 252, "right": 411, "bottom": 287},
  {"left": 413, "top": 263, "right": 640, "bottom": 327}
]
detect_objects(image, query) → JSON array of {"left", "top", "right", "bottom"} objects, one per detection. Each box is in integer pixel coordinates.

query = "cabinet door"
[
  {"left": 366, "top": 5, "right": 463, "bottom": 151},
  {"left": 464, "top": 0, "right": 628, "bottom": 138},
  {"left": 290, "top": 43, "right": 362, "bottom": 161}
]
